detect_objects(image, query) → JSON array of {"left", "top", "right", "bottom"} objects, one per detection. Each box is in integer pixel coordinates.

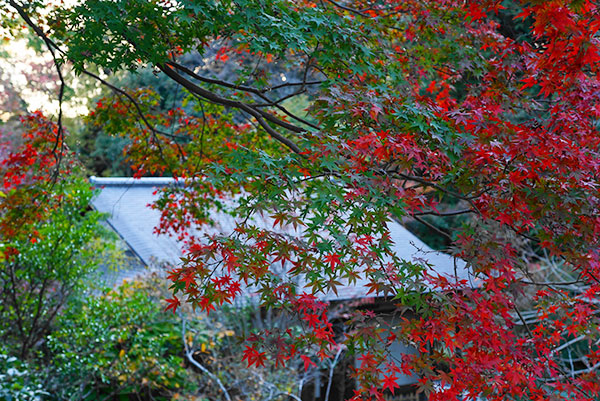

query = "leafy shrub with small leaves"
[
  {"left": 0, "top": 350, "right": 48, "bottom": 401},
  {"left": 44, "top": 274, "right": 313, "bottom": 401},
  {"left": 0, "top": 175, "right": 113, "bottom": 359},
  {"left": 45, "top": 280, "right": 195, "bottom": 400}
]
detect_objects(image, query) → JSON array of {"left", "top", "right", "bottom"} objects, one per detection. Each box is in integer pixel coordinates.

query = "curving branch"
[
  {"left": 159, "top": 63, "right": 304, "bottom": 154},
  {"left": 324, "top": 346, "right": 344, "bottom": 401},
  {"left": 181, "top": 319, "right": 232, "bottom": 401},
  {"left": 165, "top": 61, "right": 323, "bottom": 95},
  {"left": 166, "top": 61, "right": 320, "bottom": 130},
  {"left": 8, "top": 0, "right": 66, "bottom": 182}
]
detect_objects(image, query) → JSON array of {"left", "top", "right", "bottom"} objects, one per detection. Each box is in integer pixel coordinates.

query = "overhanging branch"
[{"left": 159, "top": 63, "right": 304, "bottom": 154}]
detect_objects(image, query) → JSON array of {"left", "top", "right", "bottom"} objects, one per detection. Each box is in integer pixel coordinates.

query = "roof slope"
[{"left": 90, "top": 177, "right": 469, "bottom": 301}]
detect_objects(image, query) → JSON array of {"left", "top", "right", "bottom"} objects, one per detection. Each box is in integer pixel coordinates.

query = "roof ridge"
[{"left": 90, "top": 176, "right": 181, "bottom": 186}]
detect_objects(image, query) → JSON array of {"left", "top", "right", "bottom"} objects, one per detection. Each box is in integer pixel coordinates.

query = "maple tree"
[
  {"left": 3, "top": 0, "right": 600, "bottom": 400},
  {"left": 0, "top": 112, "right": 112, "bottom": 361}
]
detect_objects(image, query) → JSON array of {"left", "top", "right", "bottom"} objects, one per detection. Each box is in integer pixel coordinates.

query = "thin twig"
[
  {"left": 182, "top": 319, "right": 232, "bottom": 401},
  {"left": 324, "top": 346, "right": 344, "bottom": 401}
]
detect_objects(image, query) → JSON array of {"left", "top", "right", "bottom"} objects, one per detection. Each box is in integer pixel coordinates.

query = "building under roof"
[{"left": 90, "top": 176, "right": 474, "bottom": 396}]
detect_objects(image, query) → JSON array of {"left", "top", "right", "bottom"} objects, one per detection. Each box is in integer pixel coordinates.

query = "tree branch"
[
  {"left": 159, "top": 63, "right": 304, "bottom": 154},
  {"left": 181, "top": 319, "right": 232, "bottom": 401}
]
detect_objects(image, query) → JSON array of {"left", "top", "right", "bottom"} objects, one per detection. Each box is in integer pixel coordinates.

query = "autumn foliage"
[
  {"left": 4, "top": 0, "right": 600, "bottom": 399},
  {"left": 0, "top": 112, "right": 68, "bottom": 241}
]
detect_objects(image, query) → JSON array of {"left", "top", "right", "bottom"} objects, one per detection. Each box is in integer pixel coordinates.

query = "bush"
[
  {"left": 44, "top": 274, "right": 312, "bottom": 401},
  {"left": 0, "top": 178, "right": 112, "bottom": 359},
  {"left": 45, "top": 279, "right": 194, "bottom": 400},
  {"left": 0, "top": 350, "right": 48, "bottom": 401}
]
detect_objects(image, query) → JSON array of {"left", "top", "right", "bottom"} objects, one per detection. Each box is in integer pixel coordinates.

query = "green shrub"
[
  {"left": 0, "top": 178, "right": 112, "bottom": 359},
  {"left": 45, "top": 280, "right": 194, "bottom": 400},
  {"left": 0, "top": 350, "right": 48, "bottom": 401}
]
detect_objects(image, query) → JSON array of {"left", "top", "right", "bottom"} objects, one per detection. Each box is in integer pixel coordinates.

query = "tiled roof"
[{"left": 90, "top": 176, "right": 470, "bottom": 301}]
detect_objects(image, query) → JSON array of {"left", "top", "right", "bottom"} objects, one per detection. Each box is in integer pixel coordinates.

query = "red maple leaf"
[
  {"left": 164, "top": 296, "right": 181, "bottom": 314},
  {"left": 180, "top": 270, "right": 196, "bottom": 290},
  {"left": 382, "top": 374, "right": 399, "bottom": 395},
  {"left": 426, "top": 80, "right": 437, "bottom": 94},
  {"left": 300, "top": 354, "right": 316, "bottom": 371},
  {"left": 323, "top": 252, "right": 341, "bottom": 272},
  {"left": 243, "top": 346, "right": 267, "bottom": 368}
]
